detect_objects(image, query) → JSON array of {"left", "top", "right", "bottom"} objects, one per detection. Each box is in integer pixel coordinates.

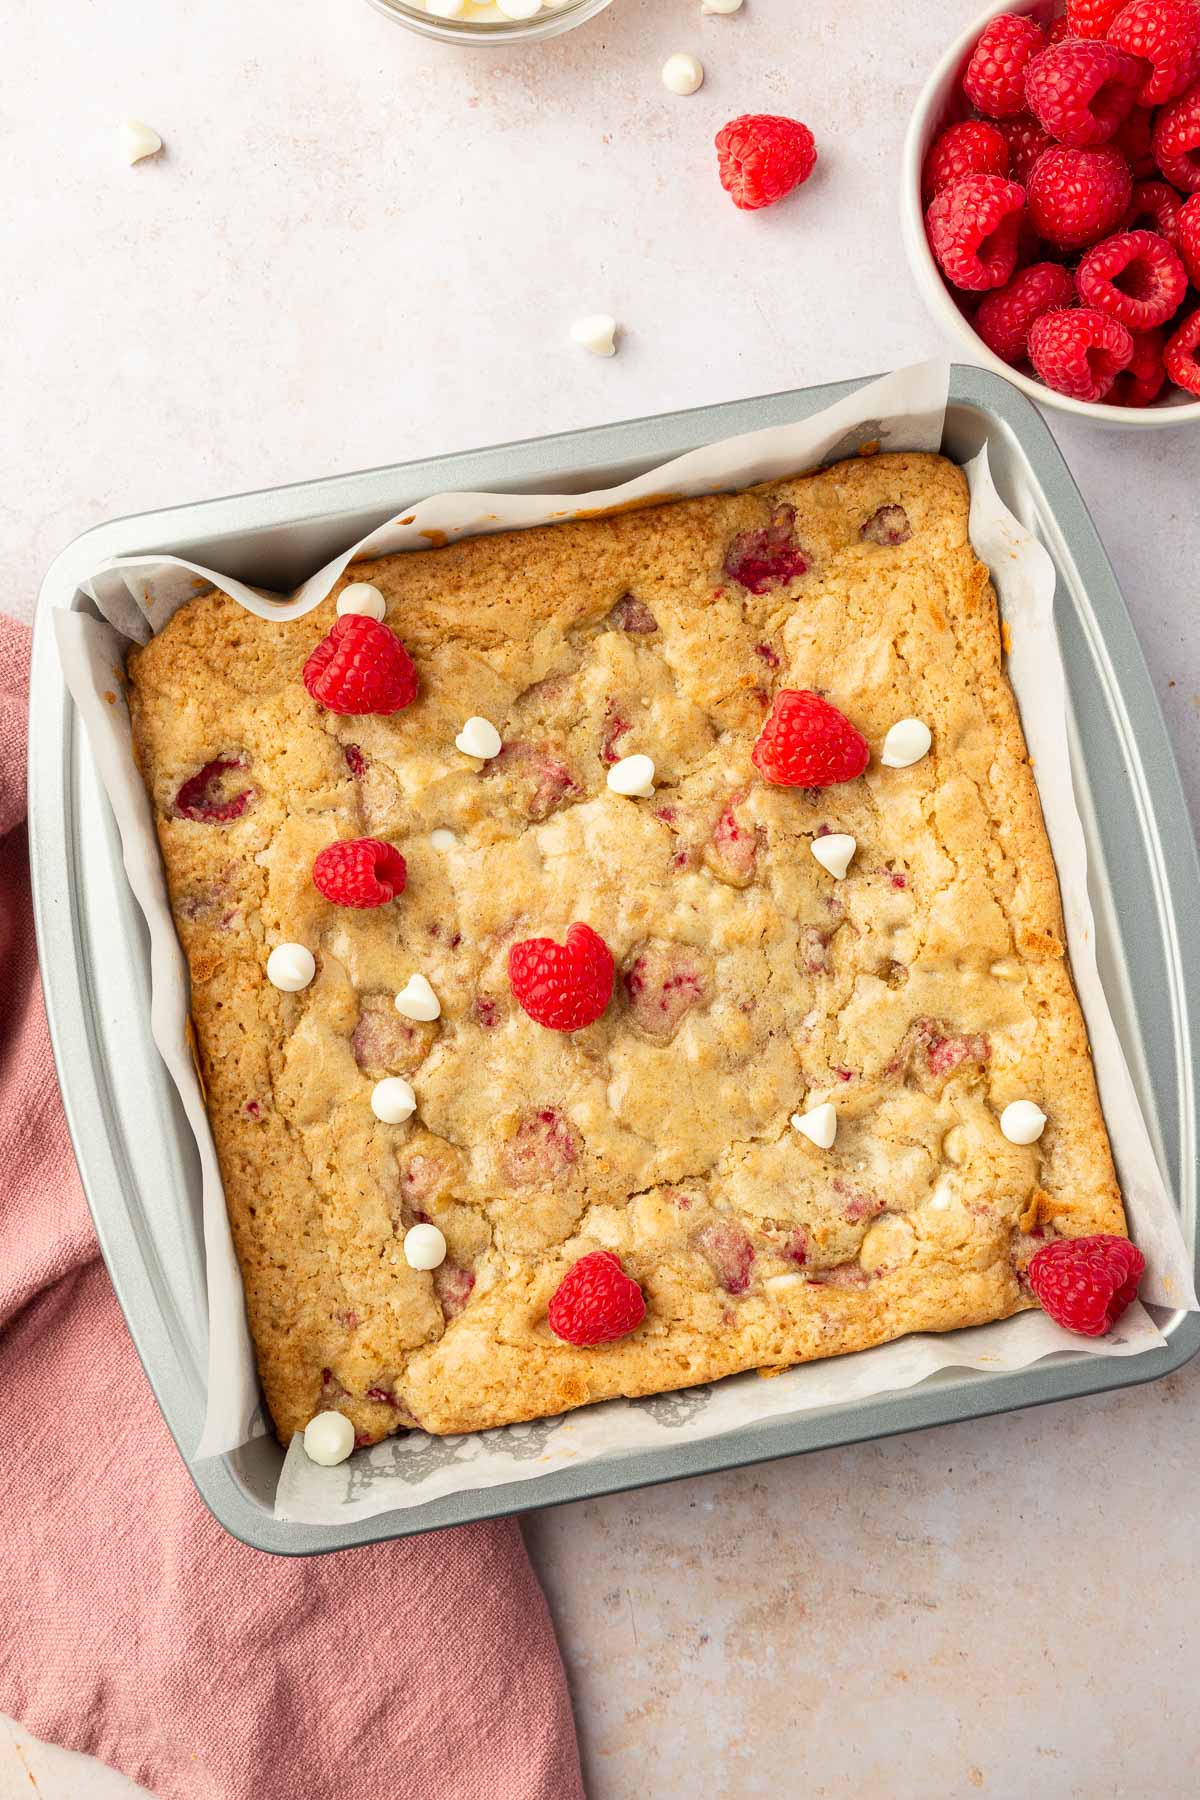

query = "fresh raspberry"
[
  {"left": 1067, "top": 0, "right": 1125, "bottom": 37},
  {"left": 963, "top": 13, "right": 1046, "bottom": 117},
  {"left": 303, "top": 614, "right": 418, "bottom": 716},
  {"left": 922, "top": 120, "right": 1010, "bottom": 204},
  {"left": 1108, "top": 0, "right": 1200, "bottom": 107},
  {"left": 1164, "top": 304, "right": 1200, "bottom": 392},
  {"left": 751, "top": 690, "right": 870, "bottom": 788},
  {"left": 1076, "top": 228, "right": 1188, "bottom": 327},
  {"left": 174, "top": 756, "right": 254, "bottom": 823},
  {"left": 1111, "top": 105, "right": 1158, "bottom": 177},
  {"left": 508, "top": 922, "right": 614, "bottom": 1032},
  {"left": 926, "top": 173, "right": 1027, "bottom": 290},
  {"left": 998, "top": 112, "right": 1054, "bottom": 183},
  {"left": 1027, "top": 143, "right": 1132, "bottom": 247},
  {"left": 1153, "top": 79, "right": 1200, "bottom": 189},
  {"left": 312, "top": 837, "right": 408, "bottom": 908},
  {"left": 715, "top": 114, "right": 817, "bottom": 210},
  {"left": 547, "top": 1251, "right": 646, "bottom": 1347},
  {"left": 1124, "top": 178, "right": 1183, "bottom": 247},
  {"left": 1045, "top": 13, "right": 1076, "bottom": 47},
  {"left": 1178, "top": 192, "right": 1200, "bottom": 280},
  {"left": 1028, "top": 304, "right": 1135, "bottom": 398},
  {"left": 1027, "top": 1233, "right": 1145, "bottom": 1335},
  {"left": 975, "top": 261, "right": 1077, "bottom": 362},
  {"left": 1108, "top": 325, "right": 1168, "bottom": 402},
  {"left": 1024, "top": 41, "right": 1145, "bottom": 146}
]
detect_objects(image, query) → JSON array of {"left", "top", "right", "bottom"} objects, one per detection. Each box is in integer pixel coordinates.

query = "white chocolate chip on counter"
[
  {"left": 606, "top": 753, "right": 656, "bottom": 798},
  {"left": 1000, "top": 1100, "right": 1047, "bottom": 1145},
  {"left": 570, "top": 314, "right": 618, "bottom": 358},
  {"left": 266, "top": 943, "right": 316, "bottom": 992},
  {"left": 881, "top": 718, "right": 932, "bottom": 768},
  {"left": 430, "top": 828, "right": 458, "bottom": 850},
  {"left": 791, "top": 1101, "right": 837, "bottom": 1150},
  {"left": 395, "top": 973, "right": 441, "bottom": 1022},
  {"left": 302, "top": 1410, "right": 355, "bottom": 1466},
  {"left": 662, "top": 53, "right": 705, "bottom": 95},
  {"left": 810, "top": 833, "right": 856, "bottom": 880},
  {"left": 371, "top": 1077, "right": 417, "bottom": 1124},
  {"left": 701, "top": 0, "right": 743, "bottom": 12},
  {"left": 336, "top": 581, "right": 386, "bottom": 621},
  {"left": 403, "top": 1223, "right": 448, "bottom": 1270},
  {"left": 119, "top": 119, "right": 163, "bottom": 165},
  {"left": 455, "top": 716, "right": 503, "bottom": 760}
]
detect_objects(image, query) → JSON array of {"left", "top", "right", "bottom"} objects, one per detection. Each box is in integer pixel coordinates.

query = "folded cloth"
[{"left": 0, "top": 618, "right": 584, "bottom": 1800}]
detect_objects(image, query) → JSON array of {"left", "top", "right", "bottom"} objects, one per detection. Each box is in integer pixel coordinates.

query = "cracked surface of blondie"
[{"left": 126, "top": 452, "right": 1125, "bottom": 1443}]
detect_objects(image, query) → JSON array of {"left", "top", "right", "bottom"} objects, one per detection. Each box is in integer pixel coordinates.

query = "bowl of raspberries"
[{"left": 903, "top": 0, "right": 1200, "bottom": 420}]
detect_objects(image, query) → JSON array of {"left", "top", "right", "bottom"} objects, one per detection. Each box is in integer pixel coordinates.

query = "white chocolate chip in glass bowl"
[
  {"left": 498, "top": 0, "right": 543, "bottom": 17},
  {"left": 371, "top": 1077, "right": 416, "bottom": 1124},
  {"left": 426, "top": 0, "right": 466, "bottom": 13},
  {"left": 302, "top": 1410, "right": 355, "bottom": 1466},
  {"left": 607, "top": 753, "right": 656, "bottom": 798},
  {"left": 403, "top": 1223, "right": 448, "bottom": 1270},
  {"left": 1000, "top": 1100, "right": 1047, "bottom": 1145},
  {"left": 791, "top": 1102, "right": 837, "bottom": 1150},
  {"left": 881, "top": 718, "right": 932, "bottom": 768},
  {"left": 337, "top": 581, "right": 387, "bottom": 621},
  {"left": 662, "top": 53, "right": 705, "bottom": 95},
  {"left": 395, "top": 973, "right": 441, "bottom": 1022},
  {"left": 810, "top": 833, "right": 856, "bottom": 880},
  {"left": 266, "top": 943, "right": 316, "bottom": 992},
  {"left": 119, "top": 119, "right": 162, "bottom": 165},
  {"left": 570, "top": 314, "right": 618, "bottom": 358},
  {"left": 455, "top": 716, "right": 502, "bottom": 760}
]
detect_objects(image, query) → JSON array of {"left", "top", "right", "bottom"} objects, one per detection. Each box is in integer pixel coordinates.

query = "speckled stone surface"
[{"left": 4, "top": 0, "right": 1199, "bottom": 1794}]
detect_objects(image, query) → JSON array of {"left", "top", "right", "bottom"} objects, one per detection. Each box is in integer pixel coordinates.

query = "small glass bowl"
[{"left": 364, "top": 0, "right": 613, "bottom": 43}]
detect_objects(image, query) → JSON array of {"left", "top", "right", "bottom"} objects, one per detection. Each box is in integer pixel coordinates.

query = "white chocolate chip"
[
  {"left": 810, "top": 833, "right": 856, "bottom": 880},
  {"left": 119, "top": 119, "right": 162, "bottom": 165},
  {"left": 427, "top": 0, "right": 466, "bottom": 13},
  {"left": 371, "top": 1077, "right": 416, "bottom": 1124},
  {"left": 265, "top": 943, "right": 316, "bottom": 992},
  {"left": 1000, "top": 1100, "right": 1047, "bottom": 1145},
  {"left": 403, "top": 1223, "right": 448, "bottom": 1270},
  {"left": 791, "top": 1102, "right": 837, "bottom": 1150},
  {"left": 765, "top": 1273, "right": 805, "bottom": 1291},
  {"left": 497, "top": 0, "right": 542, "bottom": 14},
  {"left": 337, "top": 581, "right": 386, "bottom": 621},
  {"left": 302, "top": 1411, "right": 355, "bottom": 1466},
  {"left": 395, "top": 974, "right": 441, "bottom": 1022},
  {"left": 881, "top": 718, "right": 932, "bottom": 768},
  {"left": 570, "top": 314, "right": 618, "bottom": 358},
  {"left": 430, "top": 828, "right": 458, "bottom": 850},
  {"left": 701, "top": 0, "right": 743, "bottom": 12},
  {"left": 662, "top": 53, "right": 704, "bottom": 95},
  {"left": 607, "top": 753, "right": 656, "bottom": 798},
  {"left": 989, "top": 959, "right": 1024, "bottom": 981},
  {"left": 455, "top": 716, "right": 502, "bottom": 760}
]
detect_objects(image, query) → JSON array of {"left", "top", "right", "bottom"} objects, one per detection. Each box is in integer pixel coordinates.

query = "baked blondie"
[{"left": 126, "top": 451, "right": 1125, "bottom": 1445}]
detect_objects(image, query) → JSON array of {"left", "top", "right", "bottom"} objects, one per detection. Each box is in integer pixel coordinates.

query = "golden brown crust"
[{"left": 126, "top": 452, "right": 1125, "bottom": 1442}]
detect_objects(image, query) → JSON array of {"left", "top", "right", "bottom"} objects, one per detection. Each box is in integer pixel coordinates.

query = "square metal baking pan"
[{"left": 29, "top": 365, "right": 1200, "bottom": 1554}]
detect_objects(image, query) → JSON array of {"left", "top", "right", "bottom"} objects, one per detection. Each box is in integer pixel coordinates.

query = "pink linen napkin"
[{"left": 0, "top": 617, "right": 584, "bottom": 1800}]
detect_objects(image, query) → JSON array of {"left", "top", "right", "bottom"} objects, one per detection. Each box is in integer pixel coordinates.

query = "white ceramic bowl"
[
  {"left": 364, "top": 0, "right": 611, "bottom": 42},
  {"left": 900, "top": 0, "right": 1200, "bottom": 427}
]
